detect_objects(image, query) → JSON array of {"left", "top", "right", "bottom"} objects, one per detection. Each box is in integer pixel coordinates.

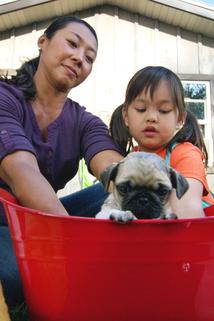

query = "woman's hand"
[{"left": 0, "top": 151, "right": 69, "bottom": 216}]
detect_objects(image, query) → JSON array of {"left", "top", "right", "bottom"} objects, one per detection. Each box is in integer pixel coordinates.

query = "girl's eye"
[
  {"left": 136, "top": 108, "right": 146, "bottom": 113},
  {"left": 159, "top": 109, "right": 172, "bottom": 114}
]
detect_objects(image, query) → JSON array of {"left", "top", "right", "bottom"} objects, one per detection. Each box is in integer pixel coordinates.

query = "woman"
[{"left": 0, "top": 16, "right": 123, "bottom": 306}]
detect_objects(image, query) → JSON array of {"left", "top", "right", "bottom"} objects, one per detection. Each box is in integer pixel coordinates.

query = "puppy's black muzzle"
[{"left": 121, "top": 189, "right": 169, "bottom": 219}]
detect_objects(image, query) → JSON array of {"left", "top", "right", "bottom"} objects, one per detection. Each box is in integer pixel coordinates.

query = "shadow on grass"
[{"left": 9, "top": 301, "right": 29, "bottom": 321}]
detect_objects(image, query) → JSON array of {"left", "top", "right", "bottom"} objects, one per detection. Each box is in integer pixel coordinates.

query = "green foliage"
[{"left": 9, "top": 302, "right": 29, "bottom": 321}]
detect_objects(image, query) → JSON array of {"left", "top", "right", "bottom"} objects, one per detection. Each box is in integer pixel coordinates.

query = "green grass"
[{"left": 9, "top": 302, "right": 29, "bottom": 321}]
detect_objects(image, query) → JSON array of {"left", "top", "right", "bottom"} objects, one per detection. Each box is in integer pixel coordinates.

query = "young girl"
[{"left": 110, "top": 66, "right": 214, "bottom": 218}]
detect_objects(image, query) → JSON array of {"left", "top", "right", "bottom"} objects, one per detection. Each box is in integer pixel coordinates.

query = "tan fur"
[
  {"left": 0, "top": 282, "right": 11, "bottom": 321},
  {"left": 96, "top": 152, "right": 189, "bottom": 222},
  {"left": 115, "top": 156, "right": 172, "bottom": 190}
]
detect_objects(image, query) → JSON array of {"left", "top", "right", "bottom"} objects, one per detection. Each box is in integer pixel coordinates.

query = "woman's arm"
[
  {"left": 0, "top": 151, "right": 68, "bottom": 215},
  {"left": 169, "top": 178, "right": 205, "bottom": 218}
]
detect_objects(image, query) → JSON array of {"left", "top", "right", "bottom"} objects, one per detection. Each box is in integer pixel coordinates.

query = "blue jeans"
[
  {"left": 60, "top": 183, "right": 108, "bottom": 216},
  {"left": 0, "top": 183, "right": 107, "bottom": 306},
  {"left": 0, "top": 226, "right": 24, "bottom": 307}
]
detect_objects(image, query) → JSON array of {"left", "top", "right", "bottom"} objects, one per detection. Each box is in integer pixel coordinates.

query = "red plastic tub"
[{"left": 1, "top": 188, "right": 214, "bottom": 321}]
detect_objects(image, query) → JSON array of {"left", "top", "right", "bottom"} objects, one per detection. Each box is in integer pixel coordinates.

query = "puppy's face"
[{"left": 101, "top": 152, "right": 189, "bottom": 219}]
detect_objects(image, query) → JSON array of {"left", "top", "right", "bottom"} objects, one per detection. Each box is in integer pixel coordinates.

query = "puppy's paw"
[
  {"left": 96, "top": 209, "right": 136, "bottom": 223},
  {"left": 109, "top": 210, "right": 136, "bottom": 223},
  {"left": 163, "top": 212, "right": 178, "bottom": 220}
]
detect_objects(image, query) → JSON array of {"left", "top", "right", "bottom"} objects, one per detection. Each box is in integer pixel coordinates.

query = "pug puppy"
[{"left": 96, "top": 152, "right": 189, "bottom": 223}]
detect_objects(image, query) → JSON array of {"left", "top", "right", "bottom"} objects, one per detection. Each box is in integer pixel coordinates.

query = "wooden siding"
[{"left": 0, "top": 5, "right": 213, "bottom": 120}]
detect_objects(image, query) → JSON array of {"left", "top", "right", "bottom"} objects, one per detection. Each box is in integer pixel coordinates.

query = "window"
[{"left": 182, "top": 81, "right": 213, "bottom": 166}]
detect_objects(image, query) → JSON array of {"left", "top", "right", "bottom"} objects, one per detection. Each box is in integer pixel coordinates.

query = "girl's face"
[
  {"left": 123, "top": 80, "right": 182, "bottom": 152},
  {"left": 37, "top": 22, "right": 97, "bottom": 93}
]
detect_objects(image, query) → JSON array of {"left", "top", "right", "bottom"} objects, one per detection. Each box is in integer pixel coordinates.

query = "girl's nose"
[{"left": 146, "top": 110, "right": 158, "bottom": 123}]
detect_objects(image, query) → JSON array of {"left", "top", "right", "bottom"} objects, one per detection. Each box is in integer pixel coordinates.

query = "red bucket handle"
[
  {"left": 0, "top": 187, "right": 213, "bottom": 217},
  {"left": 0, "top": 188, "right": 18, "bottom": 204},
  {"left": 204, "top": 204, "right": 214, "bottom": 217}
]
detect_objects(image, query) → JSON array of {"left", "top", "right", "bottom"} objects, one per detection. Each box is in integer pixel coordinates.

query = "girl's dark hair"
[
  {"left": 109, "top": 104, "right": 133, "bottom": 154},
  {"left": 110, "top": 66, "right": 208, "bottom": 165},
  {"left": 168, "top": 109, "right": 208, "bottom": 167},
  {"left": 124, "top": 66, "right": 185, "bottom": 121},
  {"left": 0, "top": 16, "right": 98, "bottom": 100}
]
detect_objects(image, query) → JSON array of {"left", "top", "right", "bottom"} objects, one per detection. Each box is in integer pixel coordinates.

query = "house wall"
[
  {"left": 0, "top": 5, "right": 214, "bottom": 192},
  {"left": 0, "top": 6, "right": 213, "bottom": 116}
]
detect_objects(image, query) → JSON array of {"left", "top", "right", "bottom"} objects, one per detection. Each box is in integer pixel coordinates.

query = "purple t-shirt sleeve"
[{"left": 0, "top": 83, "right": 36, "bottom": 161}]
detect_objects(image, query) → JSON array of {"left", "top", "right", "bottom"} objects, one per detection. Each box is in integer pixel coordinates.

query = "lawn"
[{"left": 9, "top": 302, "right": 29, "bottom": 321}]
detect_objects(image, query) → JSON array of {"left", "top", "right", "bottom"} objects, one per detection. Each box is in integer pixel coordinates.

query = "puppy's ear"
[
  {"left": 169, "top": 168, "right": 189, "bottom": 199},
  {"left": 100, "top": 163, "right": 120, "bottom": 191}
]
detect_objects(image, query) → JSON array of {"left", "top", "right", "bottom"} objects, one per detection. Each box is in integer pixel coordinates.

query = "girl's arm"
[
  {"left": 0, "top": 150, "right": 69, "bottom": 215},
  {"left": 169, "top": 178, "right": 205, "bottom": 218},
  {"left": 89, "top": 150, "right": 123, "bottom": 180}
]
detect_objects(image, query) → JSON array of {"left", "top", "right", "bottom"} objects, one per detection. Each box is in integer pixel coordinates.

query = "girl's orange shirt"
[{"left": 134, "top": 142, "right": 214, "bottom": 205}]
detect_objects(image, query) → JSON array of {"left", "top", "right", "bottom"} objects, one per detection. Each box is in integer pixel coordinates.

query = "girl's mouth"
[{"left": 143, "top": 127, "right": 158, "bottom": 137}]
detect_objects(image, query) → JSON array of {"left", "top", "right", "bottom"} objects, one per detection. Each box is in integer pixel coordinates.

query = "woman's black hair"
[
  {"left": 0, "top": 16, "right": 98, "bottom": 100},
  {"left": 44, "top": 16, "right": 98, "bottom": 44},
  {"left": 110, "top": 66, "right": 208, "bottom": 166}
]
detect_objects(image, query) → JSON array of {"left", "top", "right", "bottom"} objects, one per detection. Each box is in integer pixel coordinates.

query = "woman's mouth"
[{"left": 63, "top": 65, "right": 78, "bottom": 78}]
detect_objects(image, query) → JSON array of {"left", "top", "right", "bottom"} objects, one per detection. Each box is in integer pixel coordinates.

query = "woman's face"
[
  {"left": 123, "top": 80, "right": 182, "bottom": 152},
  {"left": 37, "top": 22, "right": 98, "bottom": 93}
]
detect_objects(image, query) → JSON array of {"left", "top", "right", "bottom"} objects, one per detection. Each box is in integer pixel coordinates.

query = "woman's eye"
[
  {"left": 117, "top": 182, "right": 132, "bottom": 194},
  {"left": 67, "top": 40, "right": 77, "bottom": 48},
  {"left": 85, "top": 56, "right": 94, "bottom": 64}
]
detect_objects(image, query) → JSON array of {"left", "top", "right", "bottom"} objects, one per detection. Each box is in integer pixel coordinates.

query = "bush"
[{"left": 9, "top": 302, "right": 29, "bottom": 321}]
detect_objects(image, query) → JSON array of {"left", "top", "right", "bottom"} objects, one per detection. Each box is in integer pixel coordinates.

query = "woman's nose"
[{"left": 71, "top": 49, "right": 83, "bottom": 66}]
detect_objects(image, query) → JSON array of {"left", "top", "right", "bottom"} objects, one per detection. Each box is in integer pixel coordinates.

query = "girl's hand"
[{"left": 169, "top": 178, "right": 205, "bottom": 218}]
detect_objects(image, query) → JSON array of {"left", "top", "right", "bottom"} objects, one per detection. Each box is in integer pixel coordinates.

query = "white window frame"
[{"left": 182, "top": 80, "right": 213, "bottom": 167}]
